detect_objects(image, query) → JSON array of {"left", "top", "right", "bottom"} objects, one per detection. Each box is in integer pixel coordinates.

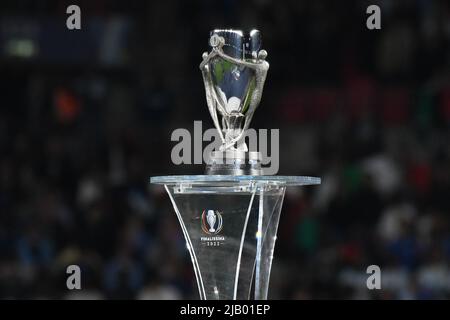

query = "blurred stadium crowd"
[{"left": 1, "top": 0, "right": 450, "bottom": 299}]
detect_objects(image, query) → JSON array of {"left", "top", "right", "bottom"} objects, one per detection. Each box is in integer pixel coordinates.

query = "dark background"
[{"left": 0, "top": 0, "right": 450, "bottom": 299}]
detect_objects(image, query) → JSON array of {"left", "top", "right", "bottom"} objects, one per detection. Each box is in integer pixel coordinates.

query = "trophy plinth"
[
  {"left": 205, "top": 151, "right": 262, "bottom": 175},
  {"left": 150, "top": 175, "right": 321, "bottom": 299},
  {"left": 150, "top": 29, "right": 321, "bottom": 300}
]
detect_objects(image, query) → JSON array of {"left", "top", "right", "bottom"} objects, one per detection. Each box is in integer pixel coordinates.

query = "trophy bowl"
[{"left": 200, "top": 29, "right": 269, "bottom": 154}]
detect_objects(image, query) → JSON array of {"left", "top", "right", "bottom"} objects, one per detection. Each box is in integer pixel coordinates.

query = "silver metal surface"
[
  {"left": 205, "top": 151, "right": 263, "bottom": 175},
  {"left": 200, "top": 29, "right": 269, "bottom": 153}
]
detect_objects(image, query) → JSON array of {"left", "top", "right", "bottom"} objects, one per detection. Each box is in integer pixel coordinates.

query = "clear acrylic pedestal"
[{"left": 150, "top": 175, "right": 321, "bottom": 300}]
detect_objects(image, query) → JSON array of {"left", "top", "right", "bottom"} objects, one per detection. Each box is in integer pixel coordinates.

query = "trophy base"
[
  {"left": 150, "top": 175, "right": 321, "bottom": 300},
  {"left": 205, "top": 151, "right": 263, "bottom": 175}
]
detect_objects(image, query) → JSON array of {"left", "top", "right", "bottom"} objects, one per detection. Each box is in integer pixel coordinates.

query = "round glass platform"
[{"left": 150, "top": 175, "right": 321, "bottom": 186}]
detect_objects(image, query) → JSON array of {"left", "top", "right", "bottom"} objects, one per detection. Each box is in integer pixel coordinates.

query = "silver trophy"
[
  {"left": 200, "top": 29, "right": 269, "bottom": 175},
  {"left": 151, "top": 29, "right": 321, "bottom": 300},
  {"left": 206, "top": 210, "right": 216, "bottom": 233}
]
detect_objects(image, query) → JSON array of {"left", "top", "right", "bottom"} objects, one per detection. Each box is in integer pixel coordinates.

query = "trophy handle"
[{"left": 201, "top": 64, "right": 226, "bottom": 144}]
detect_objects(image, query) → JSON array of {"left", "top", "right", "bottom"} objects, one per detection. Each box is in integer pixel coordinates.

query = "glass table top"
[{"left": 150, "top": 175, "right": 321, "bottom": 186}]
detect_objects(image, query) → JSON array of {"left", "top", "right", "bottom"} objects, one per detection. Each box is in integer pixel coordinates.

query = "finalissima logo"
[{"left": 201, "top": 210, "right": 223, "bottom": 235}]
